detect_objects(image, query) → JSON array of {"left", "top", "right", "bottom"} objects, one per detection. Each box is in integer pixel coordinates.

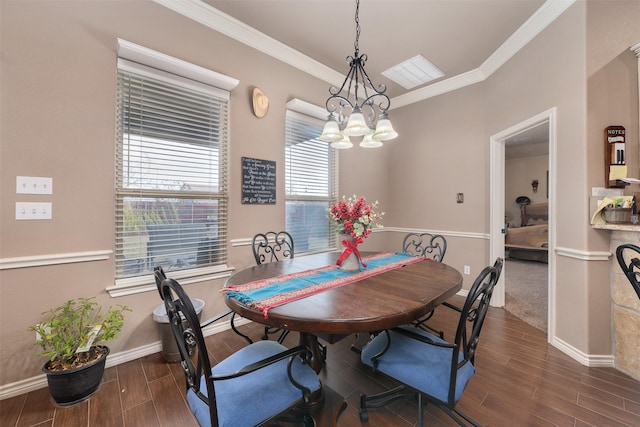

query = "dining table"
[{"left": 223, "top": 251, "right": 463, "bottom": 373}]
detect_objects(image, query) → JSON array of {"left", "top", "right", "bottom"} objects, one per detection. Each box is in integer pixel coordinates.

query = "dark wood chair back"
[
  {"left": 402, "top": 232, "right": 447, "bottom": 262},
  {"left": 252, "top": 231, "right": 294, "bottom": 265},
  {"left": 616, "top": 244, "right": 640, "bottom": 300}
]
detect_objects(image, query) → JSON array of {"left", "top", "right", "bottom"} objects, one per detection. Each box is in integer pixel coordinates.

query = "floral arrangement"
[{"left": 329, "top": 195, "right": 384, "bottom": 239}]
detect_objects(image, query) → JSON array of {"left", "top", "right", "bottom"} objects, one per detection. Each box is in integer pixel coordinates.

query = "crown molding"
[
  {"left": 153, "top": 0, "right": 344, "bottom": 87},
  {"left": 391, "top": 69, "right": 486, "bottom": 109},
  {"left": 480, "top": 0, "right": 576, "bottom": 77},
  {"left": 154, "top": 0, "right": 575, "bottom": 108}
]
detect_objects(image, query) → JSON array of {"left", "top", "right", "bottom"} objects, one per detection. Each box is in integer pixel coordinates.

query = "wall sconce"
[{"left": 531, "top": 179, "right": 539, "bottom": 193}]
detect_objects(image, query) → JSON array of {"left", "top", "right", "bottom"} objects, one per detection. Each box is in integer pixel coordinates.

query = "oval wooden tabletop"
[{"left": 224, "top": 252, "right": 463, "bottom": 335}]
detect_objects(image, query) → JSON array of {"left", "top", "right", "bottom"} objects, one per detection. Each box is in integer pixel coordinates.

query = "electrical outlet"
[
  {"left": 16, "top": 176, "right": 53, "bottom": 194},
  {"left": 16, "top": 202, "right": 52, "bottom": 220},
  {"left": 456, "top": 193, "right": 464, "bottom": 203},
  {"left": 464, "top": 265, "right": 471, "bottom": 275}
]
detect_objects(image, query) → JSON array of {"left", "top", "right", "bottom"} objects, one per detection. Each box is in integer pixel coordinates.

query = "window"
[
  {"left": 114, "top": 41, "right": 237, "bottom": 284},
  {"left": 285, "top": 99, "right": 338, "bottom": 253}
]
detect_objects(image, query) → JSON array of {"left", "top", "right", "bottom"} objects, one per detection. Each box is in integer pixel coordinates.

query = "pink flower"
[
  {"left": 343, "top": 220, "right": 354, "bottom": 234},
  {"left": 329, "top": 195, "right": 383, "bottom": 239}
]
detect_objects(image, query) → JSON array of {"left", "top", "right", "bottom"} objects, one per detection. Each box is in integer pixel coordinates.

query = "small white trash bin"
[{"left": 153, "top": 298, "right": 205, "bottom": 363}]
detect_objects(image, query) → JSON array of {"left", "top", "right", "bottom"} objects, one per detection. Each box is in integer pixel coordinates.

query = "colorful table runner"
[{"left": 223, "top": 252, "right": 424, "bottom": 318}]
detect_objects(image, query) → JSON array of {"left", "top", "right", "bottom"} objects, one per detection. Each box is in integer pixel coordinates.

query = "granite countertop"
[{"left": 592, "top": 223, "right": 640, "bottom": 231}]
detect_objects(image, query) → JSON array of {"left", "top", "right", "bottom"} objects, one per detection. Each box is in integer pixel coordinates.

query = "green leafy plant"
[{"left": 29, "top": 297, "right": 131, "bottom": 371}]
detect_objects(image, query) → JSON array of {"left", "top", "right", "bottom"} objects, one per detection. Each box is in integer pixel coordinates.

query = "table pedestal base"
[
  {"left": 277, "top": 385, "right": 347, "bottom": 427},
  {"left": 300, "top": 332, "right": 325, "bottom": 374},
  {"left": 299, "top": 332, "right": 348, "bottom": 373}
]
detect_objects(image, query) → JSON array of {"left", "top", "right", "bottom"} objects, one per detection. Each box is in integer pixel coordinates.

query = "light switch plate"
[
  {"left": 16, "top": 176, "right": 53, "bottom": 194},
  {"left": 16, "top": 202, "right": 52, "bottom": 220}
]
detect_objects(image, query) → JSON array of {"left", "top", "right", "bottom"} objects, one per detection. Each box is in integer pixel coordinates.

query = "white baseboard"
[
  {"left": 0, "top": 317, "right": 251, "bottom": 400},
  {"left": 551, "top": 335, "right": 615, "bottom": 368}
]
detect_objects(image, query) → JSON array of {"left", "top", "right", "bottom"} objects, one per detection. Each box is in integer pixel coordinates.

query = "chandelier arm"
[
  {"left": 347, "top": 57, "right": 362, "bottom": 107},
  {"left": 360, "top": 93, "right": 391, "bottom": 116},
  {"left": 329, "top": 54, "right": 358, "bottom": 96},
  {"left": 355, "top": 58, "right": 389, "bottom": 102},
  {"left": 325, "top": 94, "right": 355, "bottom": 114}
]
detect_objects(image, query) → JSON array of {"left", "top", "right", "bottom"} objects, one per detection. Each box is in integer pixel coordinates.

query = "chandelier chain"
[{"left": 354, "top": 0, "right": 360, "bottom": 55}]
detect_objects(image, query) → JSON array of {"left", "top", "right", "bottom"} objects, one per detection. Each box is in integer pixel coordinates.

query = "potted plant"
[{"left": 29, "top": 297, "right": 131, "bottom": 406}]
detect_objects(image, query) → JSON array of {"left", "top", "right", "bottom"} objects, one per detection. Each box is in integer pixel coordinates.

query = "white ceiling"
[
  {"left": 505, "top": 122, "right": 549, "bottom": 158},
  {"left": 204, "top": 0, "right": 547, "bottom": 99},
  {"left": 156, "top": 0, "right": 573, "bottom": 107},
  {"left": 155, "top": 0, "right": 567, "bottom": 149}
]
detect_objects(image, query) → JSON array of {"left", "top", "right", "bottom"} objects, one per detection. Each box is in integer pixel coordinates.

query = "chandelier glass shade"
[
  {"left": 330, "top": 134, "right": 354, "bottom": 149},
  {"left": 319, "top": 0, "right": 397, "bottom": 148},
  {"left": 359, "top": 130, "right": 383, "bottom": 148}
]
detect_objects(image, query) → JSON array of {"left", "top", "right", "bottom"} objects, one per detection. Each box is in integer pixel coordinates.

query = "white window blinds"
[
  {"left": 115, "top": 59, "right": 229, "bottom": 279},
  {"left": 285, "top": 102, "right": 338, "bottom": 253}
]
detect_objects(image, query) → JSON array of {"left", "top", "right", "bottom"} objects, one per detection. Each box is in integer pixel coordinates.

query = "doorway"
[
  {"left": 490, "top": 108, "right": 556, "bottom": 342},
  {"left": 504, "top": 124, "right": 549, "bottom": 332}
]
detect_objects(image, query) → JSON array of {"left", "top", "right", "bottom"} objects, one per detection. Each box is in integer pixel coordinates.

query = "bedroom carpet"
[{"left": 505, "top": 258, "right": 548, "bottom": 332}]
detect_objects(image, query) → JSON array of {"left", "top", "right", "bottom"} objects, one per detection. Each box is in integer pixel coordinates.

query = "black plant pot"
[{"left": 43, "top": 346, "right": 109, "bottom": 406}]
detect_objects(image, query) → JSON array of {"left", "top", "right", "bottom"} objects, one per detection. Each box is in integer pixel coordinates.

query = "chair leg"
[
  {"left": 413, "top": 310, "right": 445, "bottom": 339},
  {"left": 359, "top": 385, "right": 415, "bottom": 422},
  {"left": 417, "top": 393, "right": 424, "bottom": 427},
  {"left": 414, "top": 320, "right": 445, "bottom": 339},
  {"left": 452, "top": 407, "right": 482, "bottom": 427},
  {"left": 362, "top": 387, "right": 481, "bottom": 427},
  {"left": 350, "top": 332, "right": 372, "bottom": 354},
  {"left": 277, "top": 329, "right": 290, "bottom": 344},
  {"left": 262, "top": 326, "right": 272, "bottom": 340},
  {"left": 230, "top": 313, "right": 253, "bottom": 344},
  {"left": 262, "top": 326, "right": 292, "bottom": 344}
]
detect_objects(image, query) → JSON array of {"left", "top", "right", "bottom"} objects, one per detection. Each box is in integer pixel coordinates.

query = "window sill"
[{"left": 107, "top": 265, "right": 235, "bottom": 297}]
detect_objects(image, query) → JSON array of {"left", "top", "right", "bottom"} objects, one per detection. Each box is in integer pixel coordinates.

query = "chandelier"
[{"left": 319, "top": 0, "right": 398, "bottom": 149}]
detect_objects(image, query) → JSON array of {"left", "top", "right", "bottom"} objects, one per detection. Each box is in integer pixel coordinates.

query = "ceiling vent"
[{"left": 382, "top": 55, "right": 444, "bottom": 89}]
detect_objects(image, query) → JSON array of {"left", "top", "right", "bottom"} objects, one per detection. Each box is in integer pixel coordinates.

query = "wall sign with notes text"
[
  {"left": 605, "top": 125, "right": 626, "bottom": 188},
  {"left": 241, "top": 157, "right": 276, "bottom": 204}
]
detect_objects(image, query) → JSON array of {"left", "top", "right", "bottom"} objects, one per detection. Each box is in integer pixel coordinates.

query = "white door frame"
[{"left": 489, "top": 107, "right": 557, "bottom": 342}]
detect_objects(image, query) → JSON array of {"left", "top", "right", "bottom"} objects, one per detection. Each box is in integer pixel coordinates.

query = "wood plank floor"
[{"left": 2, "top": 296, "right": 640, "bottom": 426}]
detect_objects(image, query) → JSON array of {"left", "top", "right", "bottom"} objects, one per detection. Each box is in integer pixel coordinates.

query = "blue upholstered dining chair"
[
  {"left": 616, "top": 243, "right": 640, "bottom": 300},
  {"left": 158, "top": 275, "right": 321, "bottom": 427},
  {"left": 359, "top": 258, "right": 503, "bottom": 427}
]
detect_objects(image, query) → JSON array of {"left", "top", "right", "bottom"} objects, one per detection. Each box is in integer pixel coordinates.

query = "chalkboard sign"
[{"left": 241, "top": 157, "right": 276, "bottom": 204}]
